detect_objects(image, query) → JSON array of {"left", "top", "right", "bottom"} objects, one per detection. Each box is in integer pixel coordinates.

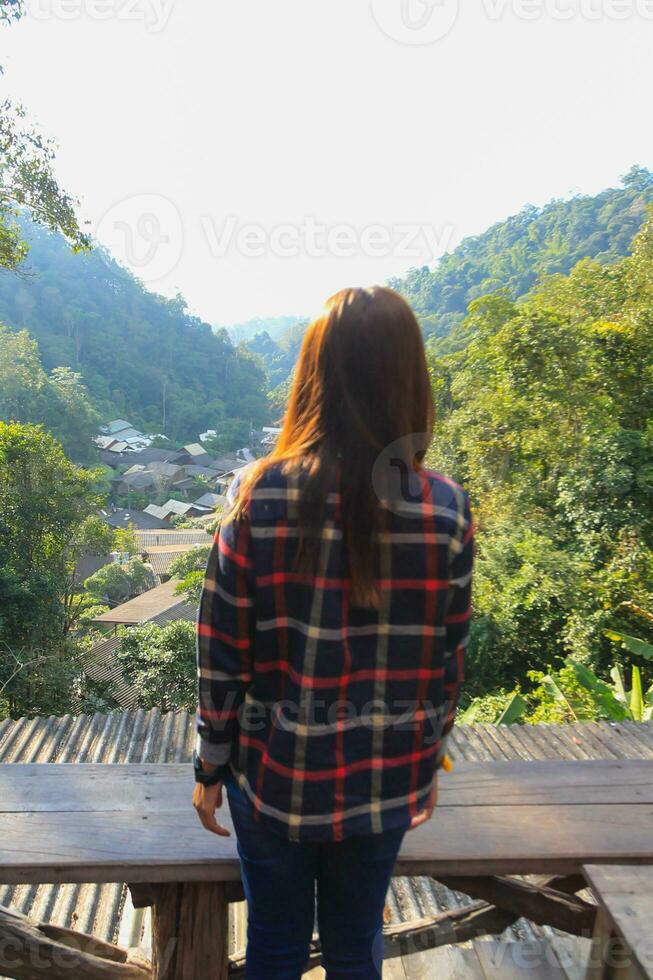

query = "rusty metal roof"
[{"left": 0, "top": 714, "right": 650, "bottom": 975}]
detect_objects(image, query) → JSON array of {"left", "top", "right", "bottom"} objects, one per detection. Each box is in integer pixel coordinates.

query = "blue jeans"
[{"left": 225, "top": 771, "right": 405, "bottom": 979}]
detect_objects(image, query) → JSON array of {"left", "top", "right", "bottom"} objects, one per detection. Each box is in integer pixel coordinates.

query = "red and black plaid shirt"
[{"left": 196, "top": 462, "right": 474, "bottom": 842}]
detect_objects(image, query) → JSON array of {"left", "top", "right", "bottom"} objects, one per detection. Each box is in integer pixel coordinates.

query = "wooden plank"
[
  {"left": 436, "top": 875, "right": 596, "bottom": 934},
  {"left": 1, "top": 761, "right": 651, "bottom": 812},
  {"left": 583, "top": 865, "right": 653, "bottom": 979},
  {"left": 0, "top": 804, "right": 653, "bottom": 884},
  {"left": 0, "top": 765, "right": 194, "bottom": 813}
]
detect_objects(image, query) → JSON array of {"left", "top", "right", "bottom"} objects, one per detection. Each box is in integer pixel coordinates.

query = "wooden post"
[
  {"left": 151, "top": 883, "right": 229, "bottom": 980},
  {"left": 585, "top": 906, "right": 645, "bottom": 980}
]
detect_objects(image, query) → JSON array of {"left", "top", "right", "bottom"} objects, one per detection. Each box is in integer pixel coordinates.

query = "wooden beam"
[
  {"left": 151, "top": 883, "right": 229, "bottom": 980},
  {"left": 0, "top": 904, "right": 151, "bottom": 979},
  {"left": 436, "top": 875, "right": 597, "bottom": 935}
]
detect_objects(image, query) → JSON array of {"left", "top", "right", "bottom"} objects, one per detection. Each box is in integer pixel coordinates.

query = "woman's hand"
[
  {"left": 193, "top": 780, "right": 231, "bottom": 837},
  {"left": 408, "top": 776, "right": 438, "bottom": 831}
]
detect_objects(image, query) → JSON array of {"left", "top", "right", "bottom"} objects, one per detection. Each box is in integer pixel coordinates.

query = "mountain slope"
[
  {"left": 391, "top": 165, "right": 653, "bottom": 344},
  {"left": 0, "top": 219, "right": 269, "bottom": 441}
]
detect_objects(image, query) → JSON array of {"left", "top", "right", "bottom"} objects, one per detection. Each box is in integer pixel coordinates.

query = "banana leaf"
[
  {"left": 610, "top": 665, "right": 628, "bottom": 704},
  {"left": 496, "top": 692, "right": 527, "bottom": 726},
  {"left": 604, "top": 630, "right": 653, "bottom": 661},
  {"left": 630, "top": 666, "right": 644, "bottom": 722},
  {"left": 540, "top": 674, "right": 580, "bottom": 721},
  {"left": 565, "top": 660, "right": 627, "bottom": 721},
  {"left": 458, "top": 701, "right": 483, "bottom": 725}
]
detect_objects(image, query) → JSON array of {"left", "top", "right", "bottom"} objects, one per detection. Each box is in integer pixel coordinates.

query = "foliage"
[
  {"left": 169, "top": 545, "right": 211, "bottom": 605},
  {"left": 1, "top": 3, "right": 88, "bottom": 268},
  {"left": 428, "top": 212, "right": 653, "bottom": 704},
  {"left": 203, "top": 419, "right": 253, "bottom": 456},
  {"left": 392, "top": 168, "right": 653, "bottom": 345},
  {"left": 461, "top": 655, "right": 653, "bottom": 726},
  {"left": 113, "top": 523, "right": 138, "bottom": 558},
  {"left": 0, "top": 421, "right": 100, "bottom": 715},
  {"left": 116, "top": 620, "right": 196, "bottom": 711},
  {"left": 83, "top": 557, "right": 153, "bottom": 606},
  {"left": 0, "top": 219, "right": 270, "bottom": 441},
  {"left": 0, "top": 325, "right": 99, "bottom": 462}
]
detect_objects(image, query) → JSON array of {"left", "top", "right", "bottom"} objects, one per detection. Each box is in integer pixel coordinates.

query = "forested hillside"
[
  {"left": 427, "top": 212, "right": 653, "bottom": 714},
  {"left": 246, "top": 168, "right": 653, "bottom": 391},
  {"left": 393, "top": 165, "right": 653, "bottom": 348},
  {"left": 0, "top": 219, "right": 270, "bottom": 441}
]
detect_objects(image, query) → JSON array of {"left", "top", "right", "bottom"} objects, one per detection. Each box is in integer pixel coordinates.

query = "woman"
[{"left": 193, "top": 286, "right": 474, "bottom": 979}]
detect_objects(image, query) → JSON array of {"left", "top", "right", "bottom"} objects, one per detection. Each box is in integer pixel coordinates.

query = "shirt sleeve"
[
  {"left": 195, "top": 504, "right": 256, "bottom": 775},
  {"left": 436, "top": 490, "right": 474, "bottom": 768}
]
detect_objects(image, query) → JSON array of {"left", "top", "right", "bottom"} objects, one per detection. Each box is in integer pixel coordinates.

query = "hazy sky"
[{"left": 3, "top": 0, "right": 653, "bottom": 325}]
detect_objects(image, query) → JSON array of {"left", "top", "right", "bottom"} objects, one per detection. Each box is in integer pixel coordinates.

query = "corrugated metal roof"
[
  {"left": 0, "top": 715, "right": 650, "bottom": 975},
  {"left": 92, "top": 579, "right": 191, "bottom": 625},
  {"left": 136, "top": 530, "right": 213, "bottom": 547}
]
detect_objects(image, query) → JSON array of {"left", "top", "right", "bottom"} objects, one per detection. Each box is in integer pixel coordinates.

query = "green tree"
[
  {"left": 0, "top": 421, "right": 100, "bottom": 715},
  {"left": 117, "top": 620, "right": 196, "bottom": 711},
  {"left": 169, "top": 545, "right": 211, "bottom": 605},
  {"left": 1, "top": 2, "right": 88, "bottom": 270},
  {"left": 84, "top": 557, "right": 153, "bottom": 607}
]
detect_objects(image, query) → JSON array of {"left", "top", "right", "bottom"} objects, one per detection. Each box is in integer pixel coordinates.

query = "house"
[
  {"left": 211, "top": 455, "right": 243, "bottom": 475},
  {"left": 102, "top": 508, "right": 171, "bottom": 530},
  {"left": 144, "top": 499, "right": 213, "bottom": 522},
  {"left": 113, "top": 471, "right": 157, "bottom": 496},
  {"left": 101, "top": 419, "right": 132, "bottom": 435},
  {"left": 193, "top": 491, "right": 227, "bottom": 510},
  {"left": 95, "top": 435, "right": 122, "bottom": 450},
  {"left": 135, "top": 528, "right": 212, "bottom": 548},
  {"left": 143, "top": 503, "right": 172, "bottom": 521},
  {"left": 91, "top": 577, "right": 194, "bottom": 627},
  {"left": 142, "top": 543, "right": 208, "bottom": 581},
  {"left": 199, "top": 429, "right": 217, "bottom": 442},
  {"left": 147, "top": 461, "right": 185, "bottom": 482}
]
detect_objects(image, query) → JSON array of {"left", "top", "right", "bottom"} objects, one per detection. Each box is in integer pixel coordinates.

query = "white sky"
[{"left": 2, "top": 0, "right": 653, "bottom": 325}]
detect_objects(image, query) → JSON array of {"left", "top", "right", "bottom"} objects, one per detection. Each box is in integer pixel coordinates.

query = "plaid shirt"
[{"left": 196, "top": 462, "right": 474, "bottom": 842}]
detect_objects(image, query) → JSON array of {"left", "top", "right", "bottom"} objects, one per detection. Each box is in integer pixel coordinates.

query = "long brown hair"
[{"left": 233, "top": 286, "right": 435, "bottom": 606}]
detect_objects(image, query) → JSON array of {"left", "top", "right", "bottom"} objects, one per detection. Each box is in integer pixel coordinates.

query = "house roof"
[
  {"left": 0, "top": 714, "right": 649, "bottom": 969},
  {"left": 109, "top": 427, "right": 144, "bottom": 442},
  {"left": 143, "top": 504, "right": 170, "bottom": 520},
  {"left": 148, "top": 462, "right": 183, "bottom": 478},
  {"left": 211, "top": 456, "right": 243, "bottom": 473},
  {"left": 135, "top": 529, "right": 212, "bottom": 547},
  {"left": 102, "top": 419, "right": 131, "bottom": 434},
  {"left": 118, "top": 472, "right": 156, "bottom": 490},
  {"left": 102, "top": 509, "right": 171, "bottom": 530},
  {"left": 151, "top": 499, "right": 213, "bottom": 518},
  {"left": 183, "top": 443, "right": 209, "bottom": 457},
  {"left": 141, "top": 544, "right": 204, "bottom": 579},
  {"left": 193, "top": 492, "right": 227, "bottom": 509},
  {"left": 91, "top": 578, "right": 191, "bottom": 625},
  {"left": 183, "top": 465, "right": 221, "bottom": 479}
]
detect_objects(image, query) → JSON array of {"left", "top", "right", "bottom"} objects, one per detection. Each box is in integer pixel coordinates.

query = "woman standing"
[{"left": 193, "top": 286, "right": 474, "bottom": 979}]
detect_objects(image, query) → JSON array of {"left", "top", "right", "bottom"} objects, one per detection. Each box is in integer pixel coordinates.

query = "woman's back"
[{"left": 197, "top": 457, "right": 473, "bottom": 842}]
